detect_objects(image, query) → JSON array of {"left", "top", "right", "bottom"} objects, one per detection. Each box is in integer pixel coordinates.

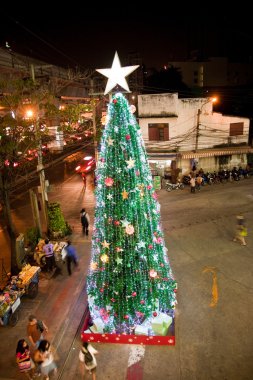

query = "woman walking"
[
  {"left": 16, "top": 339, "right": 35, "bottom": 379},
  {"left": 37, "top": 339, "right": 57, "bottom": 380}
]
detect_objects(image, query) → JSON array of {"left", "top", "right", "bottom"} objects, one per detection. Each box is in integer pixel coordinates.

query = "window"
[
  {"left": 230, "top": 122, "right": 243, "bottom": 136},
  {"left": 148, "top": 123, "right": 169, "bottom": 141}
]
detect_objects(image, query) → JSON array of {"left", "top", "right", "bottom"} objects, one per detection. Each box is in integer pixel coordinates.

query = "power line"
[{"left": 3, "top": 15, "right": 80, "bottom": 67}]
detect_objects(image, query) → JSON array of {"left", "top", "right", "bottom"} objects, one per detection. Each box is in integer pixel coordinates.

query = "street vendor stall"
[
  {"left": 0, "top": 265, "right": 40, "bottom": 326},
  {"left": 16, "top": 264, "right": 40, "bottom": 299},
  {"left": 34, "top": 239, "right": 66, "bottom": 268}
]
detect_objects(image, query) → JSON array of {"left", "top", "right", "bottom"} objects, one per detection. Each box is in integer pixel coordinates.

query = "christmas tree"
[{"left": 87, "top": 92, "right": 177, "bottom": 334}]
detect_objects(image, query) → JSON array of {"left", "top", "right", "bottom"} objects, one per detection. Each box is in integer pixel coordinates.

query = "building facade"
[{"left": 138, "top": 93, "right": 252, "bottom": 178}]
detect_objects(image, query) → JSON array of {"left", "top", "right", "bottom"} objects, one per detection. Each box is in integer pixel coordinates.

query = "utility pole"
[
  {"left": 194, "top": 97, "right": 217, "bottom": 153},
  {"left": 29, "top": 189, "right": 42, "bottom": 236},
  {"left": 36, "top": 130, "right": 49, "bottom": 233},
  {"left": 92, "top": 100, "right": 98, "bottom": 163},
  {"left": 195, "top": 108, "right": 201, "bottom": 152},
  {"left": 29, "top": 66, "right": 49, "bottom": 233}
]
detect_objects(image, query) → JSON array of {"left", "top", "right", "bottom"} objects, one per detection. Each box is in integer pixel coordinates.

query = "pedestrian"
[
  {"left": 65, "top": 240, "right": 78, "bottom": 276},
  {"left": 79, "top": 341, "right": 98, "bottom": 380},
  {"left": 196, "top": 175, "right": 203, "bottom": 191},
  {"left": 27, "top": 314, "right": 48, "bottom": 349},
  {"left": 189, "top": 176, "right": 196, "bottom": 193},
  {"left": 81, "top": 172, "right": 87, "bottom": 188},
  {"left": 80, "top": 208, "right": 90, "bottom": 236},
  {"left": 37, "top": 339, "right": 57, "bottom": 380},
  {"left": 16, "top": 339, "right": 35, "bottom": 379},
  {"left": 42, "top": 238, "right": 55, "bottom": 272},
  {"left": 233, "top": 215, "right": 247, "bottom": 246}
]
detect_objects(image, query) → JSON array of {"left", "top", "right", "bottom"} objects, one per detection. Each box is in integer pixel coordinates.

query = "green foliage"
[
  {"left": 24, "top": 227, "right": 41, "bottom": 250},
  {"left": 48, "top": 202, "right": 72, "bottom": 237}
]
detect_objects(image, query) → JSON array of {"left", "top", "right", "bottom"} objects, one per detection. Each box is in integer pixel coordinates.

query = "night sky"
[{"left": 1, "top": 6, "right": 253, "bottom": 70}]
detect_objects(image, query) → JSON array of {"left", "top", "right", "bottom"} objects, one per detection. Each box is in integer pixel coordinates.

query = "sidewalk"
[{"left": 0, "top": 177, "right": 95, "bottom": 380}]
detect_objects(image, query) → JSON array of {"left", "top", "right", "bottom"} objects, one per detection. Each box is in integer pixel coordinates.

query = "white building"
[{"left": 138, "top": 93, "right": 253, "bottom": 177}]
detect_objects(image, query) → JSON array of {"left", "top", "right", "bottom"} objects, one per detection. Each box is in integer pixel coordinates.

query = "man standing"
[
  {"left": 80, "top": 208, "right": 90, "bottom": 236},
  {"left": 27, "top": 315, "right": 48, "bottom": 349},
  {"left": 42, "top": 239, "right": 55, "bottom": 272},
  {"left": 65, "top": 240, "right": 78, "bottom": 276}
]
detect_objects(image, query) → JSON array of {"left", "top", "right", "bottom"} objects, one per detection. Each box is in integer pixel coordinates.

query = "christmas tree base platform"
[{"left": 81, "top": 307, "right": 175, "bottom": 346}]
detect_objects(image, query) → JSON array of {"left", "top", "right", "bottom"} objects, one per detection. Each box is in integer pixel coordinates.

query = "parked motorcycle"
[{"left": 165, "top": 181, "right": 185, "bottom": 192}]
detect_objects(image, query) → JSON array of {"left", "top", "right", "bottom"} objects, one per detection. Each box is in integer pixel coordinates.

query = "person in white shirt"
[{"left": 79, "top": 341, "right": 98, "bottom": 380}]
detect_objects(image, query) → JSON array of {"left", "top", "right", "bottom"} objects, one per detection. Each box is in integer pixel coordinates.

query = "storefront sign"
[{"left": 11, "top": 297, "right": 21, "bottom": 313}]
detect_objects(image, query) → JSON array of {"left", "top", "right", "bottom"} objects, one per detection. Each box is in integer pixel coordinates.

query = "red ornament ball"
[
  {"left": 124, "top": 315, "right": 129, "bottom": 319},
  {"left": 148, "top": 244, "right": 153, "bottom": 249},
  {"left": 140, "top": 300, "right": 145, "bottom": 304},
  {"left": 126, "top": 134, "right": 131, "bottom": 140},
  {"left": 114, "top": 220, "right": 120, "bottom": 226},
  {"left": 132, "top": 292, "right": 137, "bottom": 297},
  {"left": 153, "top": 312, "right": 158, "bottom": 317},
  {"left": 100, "top": 288, "right": 104, "bottom": 293},
  {"left": 111, "top": 298, "right": 116, "bottom": 302},
  {"left": 113, "top": 99, "right": 117, "bottom": 104}
]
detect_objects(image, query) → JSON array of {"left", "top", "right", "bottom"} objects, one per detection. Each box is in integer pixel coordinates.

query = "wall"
[
  {"left": 167, "top": 58, "right": 228, "bottom": 87},
  {"left": 138, "top": 94, "right": 250, "bottom": 152},
  {"left": 138, "top": 93, "right": 178, "bottom": 117}
]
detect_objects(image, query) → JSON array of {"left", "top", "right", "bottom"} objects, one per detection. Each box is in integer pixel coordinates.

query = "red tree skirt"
[{"left": 81, "top": 307, "right": 175, "bottom": 346}]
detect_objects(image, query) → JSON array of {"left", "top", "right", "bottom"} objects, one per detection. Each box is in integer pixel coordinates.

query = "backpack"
[
  {"left": 82, "top": 348, "right": 93, "bottom": 365},
  {"left": 37, "top": 320, "right": 44, "bottom": 333},
  {"left": 81, "top": 213, "right": 88, "bottom": 225}
]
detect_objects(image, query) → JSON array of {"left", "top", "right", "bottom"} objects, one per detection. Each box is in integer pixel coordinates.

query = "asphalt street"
[{"left": 0, "top": 170, "right": 253, "bottom": 380}]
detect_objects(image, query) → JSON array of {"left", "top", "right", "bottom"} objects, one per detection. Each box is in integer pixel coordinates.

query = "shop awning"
[{"left": 180, "top": 147, "right": 253, "bottom": 159}]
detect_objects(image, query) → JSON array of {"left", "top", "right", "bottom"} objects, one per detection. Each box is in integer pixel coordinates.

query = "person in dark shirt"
[{"left": 65, "top": 240, "right": 78, "bottom": 275}]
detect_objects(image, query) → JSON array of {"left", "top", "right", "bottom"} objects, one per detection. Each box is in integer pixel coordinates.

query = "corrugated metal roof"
[{"left": 180, "top": 147, "right": 253, "bottom": 159}]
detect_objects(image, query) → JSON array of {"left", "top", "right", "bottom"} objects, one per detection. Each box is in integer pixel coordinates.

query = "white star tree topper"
[{"left": 96, "top": 51, "right": 139, "bottom": 95}]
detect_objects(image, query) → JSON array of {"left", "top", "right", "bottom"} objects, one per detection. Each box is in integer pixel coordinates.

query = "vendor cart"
[
  {"left": 34, "top": 239, "right": 66, "bottom": 268},
  {"left": 16, "top": 265, "right": 41, "bottom": 299},
  {"left": 0, "top": 288, "right": 24, "bottom": 327},
  {"left": 0, "top": 265, "right": 40, "bottom": 327}
]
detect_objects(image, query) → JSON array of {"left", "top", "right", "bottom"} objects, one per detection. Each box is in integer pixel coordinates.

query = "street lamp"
[{"left": 195, "top": 97, "right": 217, "bottom": 152}]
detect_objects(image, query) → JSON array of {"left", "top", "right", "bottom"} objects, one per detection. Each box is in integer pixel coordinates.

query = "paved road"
[{"left": 0, "top": 173, "right": 253, "bottom": 380}]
